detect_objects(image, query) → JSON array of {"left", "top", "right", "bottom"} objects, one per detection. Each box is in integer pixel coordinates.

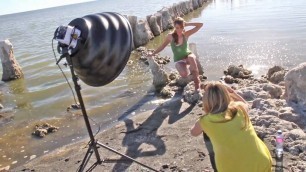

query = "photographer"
[{"left": 190, "top": 81, "right": 272, "bottom": 172}]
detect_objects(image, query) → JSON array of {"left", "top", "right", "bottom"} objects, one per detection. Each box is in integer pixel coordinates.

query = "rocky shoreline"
[
  {"left": 139, "top": 55, "right": 306, "bottom": 171},
  {"left": 222, "top": 64, "right": 306, "bottom": 171},
  {"left": 11, "top": 63, "right": 306, "bottom": 172}
]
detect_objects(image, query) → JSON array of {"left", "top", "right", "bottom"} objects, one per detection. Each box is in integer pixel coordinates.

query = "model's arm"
[
  {"left": 185, "top": 22, "right": 203, "bottom": 38},
  {"left": 148, "top": 34, "right": 172, "bottom": 57},
  {"left": 190, "top": 119, "right": 204, "bottom": 136}
]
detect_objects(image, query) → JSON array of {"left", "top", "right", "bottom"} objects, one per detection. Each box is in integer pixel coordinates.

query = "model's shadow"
[{"left": 112, "top": 91, "right": 195, "bottom": 171}]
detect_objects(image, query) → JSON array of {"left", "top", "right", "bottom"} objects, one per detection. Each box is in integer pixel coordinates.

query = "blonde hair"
[
  {"left": 172, "top": 17, "right": 185, "bottom": 44},
  {"left": 202, "top": 81, "right": 249, "bottom": 130}
]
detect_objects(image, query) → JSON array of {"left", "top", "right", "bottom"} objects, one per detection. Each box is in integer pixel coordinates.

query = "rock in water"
[
  {"left": 267, "top": 66, "right": 286, "bottom": 84},
  {"left": 267, "top": 66, "right": 284, "bottom": 78},
  {"left": 183, "top": 82, "right": 202, "bottom": 104},
  {"left": 0, "top": 111, "right": 14, "bottom": 125},
  {"left": 176, "top": 75, "right": 193, "bottom": 87},
  {"left": 0, "top": 39, "right": 23, "bottom": 81},
  {"left": 128, "top": 16, "right": 154, "bottom": 48},
  {"left": 192, "top": 0, "right": 200, "bottom": 9},
  {"left": 127, "top": 16, "right": 137, "bottom": 49},
  {"left": 154, "top": 12, "right": 163, "bottom": 32},
  {"left": 159, "top": 85, "right": 173, "bottom": 98},
  {"left": 262, "top": 83, "right": 283, "bottom": 99},
  {"left": 67, "top": 103, "right": 81, "bottom": 112},
  {"left": 32, "top": 123, "right": 59, "bottom": 138},
  {"left": 172, "top": 3, "right": 183, "bottom": 18},
  {"left": 285, "top": 63, "right": 306, "bottom": 107},
  {"left": 225, "top": 65, "right": 252, "bottom": 79},
  {"left": 136, "top": 47, "right": 170, "bottom": 65},
  {"left": 159, "top": 8, "right": 174, "bottom": 31},
  {"left": 147, "top": 15, "right": 162, "bottom": 36},
  {"left": 224, "top": 75, "right": 239, "bottom": 84},
  {"left": 237, "top": 89, "right": 257, "bottom": 101},
  {"left": 147, "top": 57, "right": 169, "bottom": 91},
  {"left": 169, "top": 72, "right": 177, "bottom": 80}
]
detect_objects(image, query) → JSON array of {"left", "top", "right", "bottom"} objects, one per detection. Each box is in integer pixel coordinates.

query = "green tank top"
[{"left": 170, "top": 35, "right": 192, "bottom": 62}]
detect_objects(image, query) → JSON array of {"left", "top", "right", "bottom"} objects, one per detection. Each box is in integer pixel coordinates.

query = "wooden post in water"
[
  {"left": 0, "top": 39, "right": 23, "bottom": 81},
  {"left": 189, "top": 43, "right": 204, "bottom": 75}
]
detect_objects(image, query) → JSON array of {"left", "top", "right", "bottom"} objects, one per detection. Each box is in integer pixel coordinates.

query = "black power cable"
[
  {"left": 51, "top": 39, "right": 78, "bottom": 103},
  {"left": 51, "top": 39, "right": 101, "bottom": 138}
]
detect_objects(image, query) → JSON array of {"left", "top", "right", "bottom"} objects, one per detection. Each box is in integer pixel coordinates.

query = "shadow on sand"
[{"left": 112, "top": 91, "right": 195, "bottom": 171}]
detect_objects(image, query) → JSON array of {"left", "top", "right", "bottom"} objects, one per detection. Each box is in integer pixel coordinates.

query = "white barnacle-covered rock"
[
  {"left": 267, "top": 65, "right": 286, "bottom": 84},
  {"left": 129, "top": 16, "right": 154, "bottom": 48},
  {"left": 284, "top": 129, "right": 306, "bottom": 141},
  {"left": 262, "top": 83, "right": 283, "bottom": 99},
  {"left": 147, "top": 57, "right": 169, "bottom": 91},
  {"left": 192, "top": 0, "right": 200, "bottom": 10},
  {"left": 147, "top": 15, "right": 162, "bottom": 36},
  {"left": 159, "top": 8, "right": 174, "bottom": 31},
  {"left": 183, "top": 82, "right": 202, "bottom": 104},
  {"left": 285, "top": 63, "right": 306, "bottom": 108},
  {"left": 278, "top": 107, "right": 302, "bottom": 125},
  {"left": 225, "top": 65, "right": 252, "bottom": 79},
  {"left": 0, "top": 39, "right": 23, "bottom": 81}
]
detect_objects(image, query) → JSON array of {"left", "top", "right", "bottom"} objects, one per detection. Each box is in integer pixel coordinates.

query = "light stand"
[{"left": 59, "top": 50, "right": 158, "bottom": 172}]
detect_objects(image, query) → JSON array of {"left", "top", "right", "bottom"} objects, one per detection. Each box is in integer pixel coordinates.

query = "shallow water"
[
  {"left": 0, "top": 0, "right": 306, "bottom": 169},
  {"left": 154, "top": 0, "right": 306, "bottom": 78}
]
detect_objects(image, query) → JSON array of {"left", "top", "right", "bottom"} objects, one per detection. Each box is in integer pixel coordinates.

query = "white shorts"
[{"left": 175, "top": 58, "right": 188, "bottom": 64}]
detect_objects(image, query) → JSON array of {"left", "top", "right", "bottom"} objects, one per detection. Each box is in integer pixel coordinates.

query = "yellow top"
[{"left": 199, "top": 103, "right": 272, "bottom": 172}]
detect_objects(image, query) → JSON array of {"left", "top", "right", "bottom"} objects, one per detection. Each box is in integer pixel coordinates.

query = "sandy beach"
[{"left": 12, "top": 63, "right": 306, "bottom": 172}]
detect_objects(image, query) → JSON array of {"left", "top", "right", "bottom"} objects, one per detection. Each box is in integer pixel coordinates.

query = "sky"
[{"left": 0, "top": 0, "right": 94, "bottom": 16}]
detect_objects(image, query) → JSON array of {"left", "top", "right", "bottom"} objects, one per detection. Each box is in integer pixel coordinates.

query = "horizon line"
[{"left": 0, "top": 0, "right": 95, "bottom": 17}]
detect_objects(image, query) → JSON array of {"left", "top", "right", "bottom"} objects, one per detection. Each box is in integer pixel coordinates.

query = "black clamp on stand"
[{"left": 58, "top": 50, "right": 158, "bottom": 172}]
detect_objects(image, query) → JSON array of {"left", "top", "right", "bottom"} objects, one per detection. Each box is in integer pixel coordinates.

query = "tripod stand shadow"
[
  {"left": 112, "top": 91, "right": 195, "bottom": 171},
  {"left": 118, "top": 93, "right": 155, "bottom": 121}
]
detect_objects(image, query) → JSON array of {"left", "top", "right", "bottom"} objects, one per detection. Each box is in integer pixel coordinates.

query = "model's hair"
[
  {"left": 202, "top": 81, "right": 249, "bottom": 130},
  {"left": 172, "top": 17, "right": 185, "bottom": 44}
]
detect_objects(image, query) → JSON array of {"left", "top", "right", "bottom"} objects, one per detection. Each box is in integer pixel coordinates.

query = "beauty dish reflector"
[{"left": 55, "top": 12, "right": 133, "bottom": 87}]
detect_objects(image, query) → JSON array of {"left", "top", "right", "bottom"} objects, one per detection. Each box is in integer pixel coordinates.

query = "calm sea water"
[{"left": 0, "top": 0, "right": 305, "bottom": 169}]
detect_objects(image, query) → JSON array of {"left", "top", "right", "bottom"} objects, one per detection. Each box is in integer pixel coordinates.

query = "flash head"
[{"left": 53, "top": 12, "right": 133, "bottom": 87}]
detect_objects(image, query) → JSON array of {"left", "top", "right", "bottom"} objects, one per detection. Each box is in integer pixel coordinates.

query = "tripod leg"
[
  {"left": 78, "top": 145, "right": 94, "bottom": 172},
  {"left": 66, "top": 54, "right": 102, "bottom": 167},
  {"left": 96, "top": 142, "right": 158, "bottom": 172},
  {"left": 64, "top": 54, "right": 154, "bottom": 171}
]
